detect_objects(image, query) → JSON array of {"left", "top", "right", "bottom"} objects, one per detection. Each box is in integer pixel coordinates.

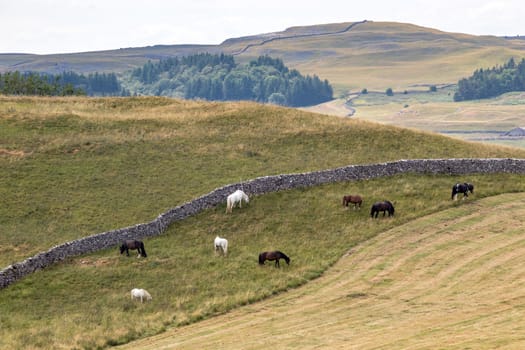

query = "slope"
[
  {"left": 117, "top": 192, "right": 525, "bottom": 349},
  {"left": 2, "top": 21, "right": 524, "bottom": 93}
]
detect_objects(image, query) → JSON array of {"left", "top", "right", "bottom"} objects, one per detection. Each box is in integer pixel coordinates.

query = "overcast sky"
[{"left": 1, "top": 0, "right": 524, "bottom": 55}]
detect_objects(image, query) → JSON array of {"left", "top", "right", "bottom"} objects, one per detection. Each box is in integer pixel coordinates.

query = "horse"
[
  {"left": 131, "top": 288, "right": 152, "bottom": 303},
  {"left": 370, "top": 200, "right": 395, "bottom": 218},
  {"left": 451, "top": 182, "right": 474, "bottom": 200},
  {"left": 343, "top": 194, "right": 363, "bottom": 209},
  {"left": 258, "top": 251, "right": 290, "bottom": 268},
  {"left": 120, "top": 239, "right": 147, "bottom": 258},
  {"left": 226, "top": 189, "right": 249, "bottom": 213},
  {"left": 214, "top": 236, "right": 228, "bottom": 256}
]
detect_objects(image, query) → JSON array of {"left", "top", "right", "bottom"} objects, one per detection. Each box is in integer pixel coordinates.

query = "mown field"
[
  {"left": 1, "top": 96, "right": 525, "bottom": 349},
  {"left": 117, "top": 192, "right": 525, "bottom": 350}
]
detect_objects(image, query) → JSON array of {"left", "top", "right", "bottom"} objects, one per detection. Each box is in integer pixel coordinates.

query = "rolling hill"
[
  {"left": 2, "top": 21, "right": 525, "bottom": 94},
  {"left": 1, "top": 96, "right": 525, "bottom": 348}
]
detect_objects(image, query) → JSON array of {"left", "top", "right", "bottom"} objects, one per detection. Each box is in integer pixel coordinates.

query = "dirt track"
[{"left": 118, "top": 193, "right": 525, "bottom": 349}]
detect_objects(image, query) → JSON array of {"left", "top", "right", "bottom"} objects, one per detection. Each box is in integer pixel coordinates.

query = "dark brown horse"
[
  {"left": 258, "top": 251, "right": 290, "bottom": 268},
  {"left": 120, "top": 240, "right": 147, "bottom": 257},
  {"left": 343, "top": 195, "right": 363, "bottom": 209},
  {"left": 370, "top": 200, "right": 395, "bottom": 218}
]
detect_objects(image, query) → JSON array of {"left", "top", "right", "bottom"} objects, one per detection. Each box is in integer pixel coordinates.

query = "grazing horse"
[
  {"left": 370, "top": 200, "right": 395, "bottom": 218},
  {"left": 226, "top": 189, "right": 249, "bottom": 213},
  {"left": 451, "top": 182, "right": 474, "bottom": 200},
  {"left": 258, "top": 251, "right": 290, "bottom": 268},
  {"left": 214, "top": 236, "right": 228, "bottom": 256},
  {"left": 120, "top": 239, "right": 147, "bottom": 258},
  {"left": 131, "top": 288, "right": 152, "bottom": 303},
  {"left": 343, "top": 194, "right": 363, "bottom": 209}
]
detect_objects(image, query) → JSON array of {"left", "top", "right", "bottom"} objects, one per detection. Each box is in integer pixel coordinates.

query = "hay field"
[{"left": 118, "top": 192, "right": 525, "bottom": 349}]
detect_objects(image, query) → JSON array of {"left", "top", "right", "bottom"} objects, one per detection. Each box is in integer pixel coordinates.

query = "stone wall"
[{"left": 1, "top": 158, "right": 524, "bottom": 289}]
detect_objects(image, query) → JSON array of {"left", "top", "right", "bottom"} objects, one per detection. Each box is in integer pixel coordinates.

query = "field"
[
  {"left": 2, "top": 96, "right": 525, "bottom": 349},
  {"left": 118, "top": 192, "right": 525, "bottom": 349},
  {"left": 304, "top": 88, "right": 525, "bottom": 149}
]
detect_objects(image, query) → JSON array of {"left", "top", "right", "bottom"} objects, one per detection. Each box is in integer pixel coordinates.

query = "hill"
[
  {"left": 1, "top": 96, "right": 525, "bottom": 348},
  {"left": 2, "top": 21, "right": 525, "bottom": 94},
  {"left": 117, "top": 192, "right": 525, "bottom": 349}
]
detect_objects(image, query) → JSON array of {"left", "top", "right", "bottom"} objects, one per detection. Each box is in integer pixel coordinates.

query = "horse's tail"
[
  {"left": 140, "top": 242, "right": 147, "bottom": 257},
  {"left": 223, "top": 240, "right": 228, "bottom": 255}
]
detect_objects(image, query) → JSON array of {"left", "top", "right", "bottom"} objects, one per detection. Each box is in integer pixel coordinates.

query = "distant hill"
[{"left": 1, "top": 21, "right": 525, "bottom": 93}]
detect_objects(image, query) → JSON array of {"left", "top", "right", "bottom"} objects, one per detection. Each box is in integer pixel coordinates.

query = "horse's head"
[
  {"left": 467, "top": 183, "right": 474, "bottom": 193},
  {"left": 386, "top": 201, "right": 395, "bottom": 215},
  {"left": 284, "top": 255, "right": 290, "bottom": 265},
  {"left": 258, "top": 252, "right": 265, "bottom": 265},
  {"left": 119, "top": 243, "right": 126, "bottom": 254}
]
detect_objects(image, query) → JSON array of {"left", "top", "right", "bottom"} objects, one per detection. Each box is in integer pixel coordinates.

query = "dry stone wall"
[{"left": 2, "top": 158, "right": 525, "bottom": 289}]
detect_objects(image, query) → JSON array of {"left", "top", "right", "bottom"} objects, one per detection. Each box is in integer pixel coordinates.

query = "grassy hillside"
[
  {"left": 1, "top": 96, "right": 525, "bottom": 349},
  {"left": 2, "top": 21, "right": 524, "bottom": 94},
  {"left": 117, "top": 192, "right": 525, "bottom": 350},
  {"left": 239, "top": 21, "right": 525, "bottom": 93}
]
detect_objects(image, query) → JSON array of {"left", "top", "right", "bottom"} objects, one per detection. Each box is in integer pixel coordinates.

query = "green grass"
[
  {"left": 1, "top": 96, "right": 525, "bottom": 349},
  {"left": 1, "top": 173, "right": 524, "bottom": 349}
]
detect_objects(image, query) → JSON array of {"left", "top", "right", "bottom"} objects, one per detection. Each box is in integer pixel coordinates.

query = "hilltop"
[{"left": 2, "top": 21, "right": 525, "bottom": 93}]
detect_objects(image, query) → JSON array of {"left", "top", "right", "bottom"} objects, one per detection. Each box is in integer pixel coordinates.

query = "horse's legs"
[{"left": 275, "top": 259, "right": 280, "bottom": 268}]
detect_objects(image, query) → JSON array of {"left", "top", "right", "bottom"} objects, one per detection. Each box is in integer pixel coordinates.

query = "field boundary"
[{"left": 1, "top": 158, "right": 524, "bottom": 289}]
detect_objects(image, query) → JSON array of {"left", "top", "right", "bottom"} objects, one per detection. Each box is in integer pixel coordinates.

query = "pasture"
[
  {"left": 2, "top": 96, "right": 525, "bottom": 349},
  {"left": 2, "top": 174, "right": 525, "bottom": 349},
  {"left": 118, "top": 192, "right": 525, "bottom": 349},
  {"left": 305, "top": 89, "right": 525, "bottom": 149}
]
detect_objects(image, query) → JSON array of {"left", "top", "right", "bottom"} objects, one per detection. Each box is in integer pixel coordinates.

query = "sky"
[{"left": 1, "top": 0, "right": 524, "bottom": 55}]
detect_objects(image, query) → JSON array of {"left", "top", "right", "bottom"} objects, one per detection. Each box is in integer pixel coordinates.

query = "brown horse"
[
  {"left": 258, "top": 251, "right": 290, "bottom": 268},
  {"left": 120, "top": 240, "right": 147, "bottom": 257},
  {"left": 342, "top": 195, "right": 363, "bottom": 209}
]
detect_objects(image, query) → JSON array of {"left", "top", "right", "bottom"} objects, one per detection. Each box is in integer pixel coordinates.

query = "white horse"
[
  {"left": 131, "top": 288, "right": 152, "bottom": 303},
  {"left": 214, "top": 236, "right": 228, "bottom": 256},
  {"left": 226, "top": 189, "right": 249, "bottom": 213}
]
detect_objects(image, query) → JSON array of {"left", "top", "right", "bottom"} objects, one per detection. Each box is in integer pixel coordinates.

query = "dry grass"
[{"left": 117, "top": 193, "right": 525, "bottom": 349}]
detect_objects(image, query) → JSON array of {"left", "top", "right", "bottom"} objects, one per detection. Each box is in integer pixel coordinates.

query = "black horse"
[
  {"left": 259, "top": 251, "right": 290, "bottom": 268},
  {"left": 370, "top": 200, "right": 395, "bottom": 218},
  {"left": 451, "top": 182, "right": 474, "bottom": 200},
  {"left": 120, "top": 239, "right": 147, "bottom": 257}
]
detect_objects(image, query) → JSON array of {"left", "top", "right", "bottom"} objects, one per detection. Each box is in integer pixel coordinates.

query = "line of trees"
[
  {"left": 127, "top": 53, "right": 333, "bottom": 107},
  {"left": 59, "top": 71, "right": 126, "bottom": 96},
  {"left": 0, "top": 71, "right": 85, "bottom": 96},
  {"left": 454, "top": 58, "right": 525, "bottom": 101},
  {"left": 0, "top": 71, "right": 127, "bottom": 97}
]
